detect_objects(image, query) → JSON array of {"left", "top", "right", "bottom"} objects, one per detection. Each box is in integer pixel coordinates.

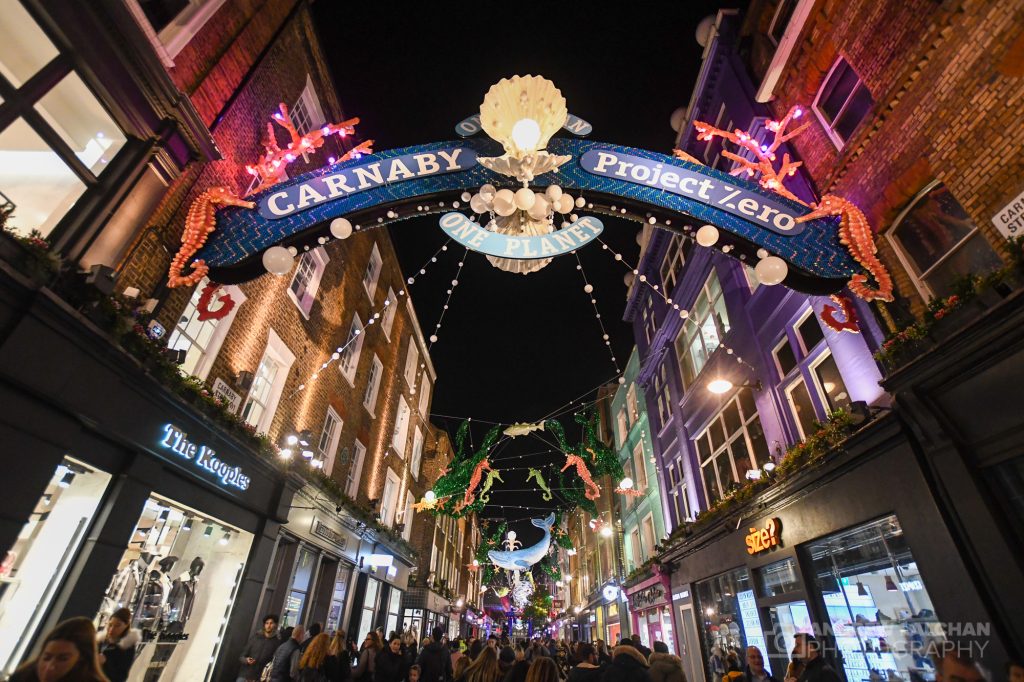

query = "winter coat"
[
  {"left": 416, "top": 641, "right": 453, "bottom": 682},
  {"left": 353, "top": 646, "right": 378, "bottom": 681},
  {"left": 744, "top": 668, "right": 780, "bottom": 682},
  {"left": 271, "top": 638, "right": 303, "bottom": 682},
  {"left": 567, "top": 663, "right": 605, "bottom": 682},
  {"left": 648, "top": 653, "right": 686, "bottom": 682},
  {"left": 375, "top": 648, "right": 409, "bottom": 682},
  {"left": 602, "top": 646, "right": 652, "bottom": 682},
  {"left": 797, "top": 657, "right": 842, "bottom": 682},
  {"left": 325, "top": 651, "right": 353, "bottom": 682},
  {"left": 239, "top": 631, "right": 283, "bottom": 681},
  {"left": 500, "top": 660, "right": 531, "bottom": 682},
  {"left": 299, "top": 663, "right": 330, "bottom": 682},
  {"left": 97, "top": 627, "right": 141, "bottom": 682}
]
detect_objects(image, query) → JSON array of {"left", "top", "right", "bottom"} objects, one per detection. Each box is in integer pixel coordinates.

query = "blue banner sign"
[
  {"left": 159, "top": 424, "right": 251, "bottom": 491},
  {"left": 580, "top": 150, "right": 805, "bottom": 236},
  {"left": 258, "top": 147, "right": 477, "bottom": 220},
  {"left": 455, "top": 113, "right": 593, "bottom": 137},
  {"left": 439, "top": 212, "right": 604, "bottom": 258}
]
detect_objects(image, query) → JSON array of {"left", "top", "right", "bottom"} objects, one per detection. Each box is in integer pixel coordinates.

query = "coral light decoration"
[
  {"left": 167, "top": 187, "right": 254, "bottom": 288},
  {"left": 677, "top": 105, "right": 894, "bottom": 303},
  {"left": 561, "top": 453, "right": 600, "bottom": 501},
  {"left": 820, "top": 293, "right": 861, "bottom": 333},
  {"left": 245, "top": 102, "right": 374, "bottom": 196},
  {"left": 196, "top": 282, "right": 236, "bottom": 321}
]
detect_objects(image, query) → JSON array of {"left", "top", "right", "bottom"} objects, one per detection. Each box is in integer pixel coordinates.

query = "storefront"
[
  {"left": 664, "top": 416, "right": 1010, "bottom": 682},
  {"left": 627, "top": 574, "right": 675, "bottom": 654},
  {"left": 400, "top": 586, "right": 451, "bottom": 642},
  {"left": 0, "top": 286, "right": 299, "bottom": 681},
  {"left": 254, "top": 485, "right": 361, "bottom": 635},
  {"left": 347, "top": 543, "right": 413, "bottom": 641}
]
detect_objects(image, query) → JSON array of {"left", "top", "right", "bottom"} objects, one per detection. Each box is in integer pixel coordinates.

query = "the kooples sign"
[
  {"left": 745, "top": 518, "right": 781, "bottom": 555},
  {"left": 159, "top": 424, "right": 251, "bottom": 491},
  {"left": 580, "top": 150, "right": 807, "bottom": 236},
  {"left": 258, "top": 147, "right": 477, "bottom": 220},
  {"left": 630, "top": 585, "right": 665, "bottom": 610}
]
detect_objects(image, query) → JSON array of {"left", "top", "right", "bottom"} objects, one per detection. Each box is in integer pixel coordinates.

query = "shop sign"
[
  {"left": 158, "top": 424, "right": 250, "bottom": 491},
  {"left": 745, "top": 518, "right": 781, "bottom": 555},
  {"left": 212, "top": 378, "right": 241, "bottom": 415},
  {"left": 310, "top": 517, "right": 348, "bottom": 550},
  {"left": 552, "top": 599, "right": 564, "bottom": 609},
  {"left": 992, "top": 188, "right": 1024, "bottom": 238},
  {"left": 365, "top": 553, "right": 393, "bottom": 568},
  {"left": 672, "top": 590, "right": 689, "bottom": 601},
  {"left": 259, "top": 147, "right": 477, "bottom": 219},
  {"left": 439, "top": 212, "right": 604, "bottom": 258},
  {"left": 630, "top": 585, "right": 665, "bottom": 610},
  {"left": 580, "top": 150, "right": 806, "bottom": 236}
]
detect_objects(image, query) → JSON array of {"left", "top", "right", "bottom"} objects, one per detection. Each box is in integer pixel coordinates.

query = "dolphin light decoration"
[{"left": 488, "top": 513, "right": 556, "bottom": 571}]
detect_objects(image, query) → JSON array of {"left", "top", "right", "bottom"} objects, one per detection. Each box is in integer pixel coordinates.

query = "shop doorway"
[{"left": 678, "top": 604, "right": 704, "bottom": 682}]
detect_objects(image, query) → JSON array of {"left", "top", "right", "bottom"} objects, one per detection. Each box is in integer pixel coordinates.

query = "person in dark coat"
[
  {"left": 96, "top": 608, "right": 141, "bottom": 682},
  {"left": 567, "top": 643, "right": 603, "bottom": 682},
  {"left": 648, "top": 641, "right": 686, "bottom": 682},
  {"left": 788, "top": 634, "right": 841, "bottom": 682},
  {"left": 270, "top": 624, "right": 307, "bottom": 682},
  {"left": 602, "top": 645, "right": 651, "bottom": 682},
  {"left": 237, "top": 614, "right": 281, "bottom": 682},
  {"left": 302, "top": 623, "right": 324, "bottom": 652},
  {"left": 9, "top": 617, "right": 107, "bottom": 682},
  {"left": 377, "top": 636, "right": 410, "bottom": 682},
  {"left": 744, "top": 646, "right": 779, "bottom": 682},
  {"left": 324, "top": 631, "right": 352, "bottom": 682},
  {"left": 630, "top": 635, "right": 652, "bottom": 659},
  {"left": 417, "top": 627, "right": 454, "bottom": 682}
]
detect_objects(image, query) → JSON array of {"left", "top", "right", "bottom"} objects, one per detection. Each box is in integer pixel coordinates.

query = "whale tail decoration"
[{"left": 532, "top": 512, "right": 556, "bottom": 531}]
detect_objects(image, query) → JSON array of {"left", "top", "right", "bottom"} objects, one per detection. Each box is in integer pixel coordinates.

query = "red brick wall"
[{"left": 758, "top": 0, "right": 1024, "bottom": 314}]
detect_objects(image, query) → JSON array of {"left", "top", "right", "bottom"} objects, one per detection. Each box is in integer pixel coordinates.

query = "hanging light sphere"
[
  {"left": 619, "top": 477, "right": 635, "bottom": 490},
  {"left": 696, "top": 224, "right": 720, "bottom": 247},
  {"left": 575, "top": 196, "right": 586, "bottom": 208},
  {"left": 287, "top": 246, "right": 298, "bottom": 256},
  {"left": 600, "top": 526, "right": 613, "bottom": 538},
  {"left": 511, "top": 117, "right": 542, "bottom": 151},
  {"left": 479, "top": 184, "right": 497, "bottom": 201},
  {"left": 557, "top": 194, "right": 574, "bottom": 214},
  {"left": 755, "top": 255, "right": 789, "bottom": 285},
  {"left": 514, "top": 187, "right": 536, "bottom": 210},
  {"left": 329, "top": 217, "right": 353, "bottom": 239},
  {"left": 262, "top": 246, "right": 293, "bottom": 275},
  {"left": 546, "top": 185, "right": 563, "bottom": 202},
  {"left": 527, "top": 196, "right": 550, "bottom": 221},
  {"left": 584, "top": 283, "right": 594, "bottom": 294},
  {"left": 618, "top": 376, "right": 626, "bottom": 384},
  {"left": 461, "top": 191, "right": 472, "bottom": 202},
  {"left": 424, "top": 490, "right": 436, "bottom": 503},
  {"left": 493, "top": 189, "right": 517, "bottom": 216},
  {"left": 430, "top": 334, "right": 438, "bottom": 343},
  {"left": 469, "top": 194, "right": 489, "bottom": 214},
  {"left": 756, "top": 248, "right": 769, "bottom": 260}
]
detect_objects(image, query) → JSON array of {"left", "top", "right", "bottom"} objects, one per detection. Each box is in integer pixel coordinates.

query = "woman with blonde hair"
[
  {"left": 524, "top": 657, "right": 559, "bottom": 682},
  {"left": 323, "top": 630, "right": 351, "bottom": 681},
  {"left": 298, "top": 633, "right": 330, "bottom": 682},
  {"left": 461, "top": 646, "right": 501, "bottom": 682},
  {"left": 10, "top": 617, "right": 108, "bottom": 682}
]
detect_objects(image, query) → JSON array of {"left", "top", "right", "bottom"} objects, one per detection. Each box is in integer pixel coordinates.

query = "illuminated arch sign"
[
  {"left": 439, "top": 212, "right": 604, "bottom": 258},
  {"left": 202, "top": 137, "right": 856, "bottom": 292}
]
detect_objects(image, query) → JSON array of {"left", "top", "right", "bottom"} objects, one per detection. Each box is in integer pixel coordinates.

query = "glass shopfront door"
[
  {"left": 95, "top": 494, "right": 252, "bottom": 682},
  {"left": 806, "top": 515, "right": 942, "bottom": 682},
  {"left": 0, "top": 458, "right": 111, "bottom": 676},
  {"left": 694, "top": 567, "right": 768, "bottom": 682}
]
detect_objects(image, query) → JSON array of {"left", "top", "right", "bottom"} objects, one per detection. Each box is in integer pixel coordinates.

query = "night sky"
[{"left": 312, "top": 2, "right": 746, "bottom": 543}]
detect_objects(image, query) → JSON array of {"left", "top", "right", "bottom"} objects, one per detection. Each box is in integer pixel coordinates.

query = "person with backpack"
[{"left": 417, "top": 627, "right": 454, "bottom": 682}]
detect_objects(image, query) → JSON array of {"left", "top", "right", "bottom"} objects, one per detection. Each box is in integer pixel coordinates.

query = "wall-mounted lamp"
[{"left": 707, "top": 378, "right": 762, "bottom": 394}]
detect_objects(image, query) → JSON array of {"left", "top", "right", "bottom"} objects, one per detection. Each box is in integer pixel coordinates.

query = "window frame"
[
  {"left": 410, "top": 427, "right": 424, "bottom": 480},
  {"left": 626, "top": 384, "right": 639, "bottom": 425},
  {"left": 392, "top": 396, "right": 411, "bottom": 458},
  {"left": 317, "top": 407, "right": 343, "bottom": 474},
  {"left": 784, "top": 375, "right": 818, "bottom": 441},
  {"left": 380, "top": 468, "right": 400, "bottom": 527},
  {"left": 401, "top": 490, "right": 415, "bottom": 541},
  {"left": 641, "top": 513, "right": 657, "bottom": 559},
  {"left": 363, "top": 354, "right": 384, "bottom": 415},
  {"left": 166, "top": 277, "right": 246, "bottom": 381},
  {"left": 696, "top": 390, "right": 765, "bottom": 506},
  {"left": 290, "top": 74, "right": 325, "bottom": 136},
  {"left": 793, "top": 307, "right": 825, "bottom": 356},
  {"left": 404, "top": 338, "right": 419, "bottom": 387},
  {"left": 812, "top": 55, "right": 873, "bottom": 150},
  {"left": 381, "top": 287, "right": 398, "bottom": 337},
  {"left": 240, "top": 328, "right": 296, "bottom": 434},
  {"left": 632, "top": 440, "right": 648, "bottom": 491},
  {"left": 418, "top": 374, "right": 431, "bottom": 418},
  {"left": 807, "top": 349, "right": 852, "bottom": 417},
  {"left": 660, "top": 234, "right": 686, "bottom": 295},
  {"left": 772, "top": 335, "right": 797, "bottom": 380},
  {"left": 346, "top": 440, "right": 366, "bottom": 497},
  {"left": 654, "top": 362, "right": 673, "bottom": 430},
  {"left": 674, "top": 270, "right": 731, "bottom": 387},
  {"left": 338, "top": 314, "right": 364, "bottom": 386},
  {"left": 363, "top": 243, "right": 382, "bottom": 301},
  {"left": 767, "top": 0, "right": 798, "bottom": 46},
  {"left": 616, "top": 408, "right": 628, "bottom": 448},
  {"left": 287, "top": 247, "right": 329, "bottom": 318}
]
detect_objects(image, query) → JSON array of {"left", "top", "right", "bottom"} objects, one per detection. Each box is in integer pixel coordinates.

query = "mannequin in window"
[
  {"left": 167, "top": 557, "right": 203, "bottom": 625},
  {"left": 101, "top": 552, "right": 154, "bottom": 626},
  {"left": 137, "top": 556, "right": 177, "bottom": 629}
]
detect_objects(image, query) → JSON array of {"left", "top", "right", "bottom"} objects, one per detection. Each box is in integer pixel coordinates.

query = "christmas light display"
[
  {"left": 196, "top": 282, "right": 236, "bottom": 321},
  {"left": 167, "top": 187, "right": 254, "bottom": 288},
  {"left": 821, "top": 294, "right": 861, "bottom": 333}
]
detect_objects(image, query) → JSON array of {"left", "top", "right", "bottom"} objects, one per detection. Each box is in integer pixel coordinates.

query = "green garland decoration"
[
  {"left": 526, "top": 467, "right": 552, "bottom": 501},
  {"left": 430, "top": 423, "right": 503, "bottom": 518}
]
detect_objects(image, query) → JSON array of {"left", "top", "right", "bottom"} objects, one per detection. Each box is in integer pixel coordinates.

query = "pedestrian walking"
[
  {"left": 298, "top": 634, "right": 331, "bottom": 682},
  {"left": 270, "top": 624, "right": 307, "bottom": 682},
  {"left": 9, "top": 617, "right": 107, "bottom": 682},
  {"left": 602, "top": 645, "right": 652, "bottom": 682},
  {"left": 567, "top": 643, "right": 603, "bottom": 682},
  {"left": 525, "top": 658, "right": 559, "bottom": 682},
  {"left": 376, "top": 636, "right": 410, "bottom": 682},
  {"left": 648, "top": 641, "right": 685, "bottom": 682},
  {"left": 416, "top": 627, "right": 454, "bottom": 682},
  {"left": 96, "top": 607, "right": 140, "bottom": 682},
  {"left": 743, "top": 646, "right": 778, "bottom": 682},
  {"left": 324, "top": 630, "right": 352, "bottom": 682},
  {"left": 459, "top": 647, "right": 501, "bottom": 682},
  {"left": 353, "top": 632, "right": 382, "bottom": 682},
  {"left": 237, "top": 614, "right": 281, "bottom": 682},
  {"left": 786, "top": 634, "right": 840, "bottom": 682}
]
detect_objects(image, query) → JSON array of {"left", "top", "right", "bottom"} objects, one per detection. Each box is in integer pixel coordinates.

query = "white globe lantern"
[
  {"left": 262, "top": 246, "right": 293, "bottom": 275},
  {"left": 754, "top": 255, "right": 789, "bottom": 285},
  {"left": 329, "top": 217, "right": 353, "bottom": 239},
  {"left": 514, "top": 187, "right": 536, "bottom": 210},
  {"left": 695, "top": 225, "right": 720, "bottom": 247}
]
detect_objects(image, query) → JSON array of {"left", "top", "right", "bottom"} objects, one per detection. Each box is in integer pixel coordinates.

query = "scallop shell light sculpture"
[{"left": 480, "top": 75, "right": 568, "bottom": 156}]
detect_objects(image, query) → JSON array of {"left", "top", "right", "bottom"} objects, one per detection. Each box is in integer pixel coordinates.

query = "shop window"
[
  {"left": 813, "top": 56, "right": 874, "bottom": 148},
  {"left": 166, "top": 277, "right": 245, "bottom": 381},
  {"left": 795, "top": 310, "right": 825, "bottom": 354},
  {"left": 627, "top": 384, "right": 639, "bottom": 424},
  {"left": 401, "top": 492, "right": 415, "bottom": 541},
  {"left": 404, "top": 337, "right": 419, "bottom": 387},
  {"left": 773, "top": 336, "right": 798, "bottom": 378},
  {"left": 384, "top": 587, "right": 403, "bottom": 639},
  {"left": 317, "top": 407, "right": 342, "bottom": 474},
  {"left": 806, "top": 515, "right": 942, "bottom": 682},
  {"left": 358, "top": 577, "right": 381, "bottom": 641},
  {"left": 694, "top": 567, "right": 771, "bottom": 681},
  {"left": 282, "top": 547, "right": 316, "bottom": 627},
  {"left": 654, "top": 362, "right": 673, "bottom": 429},
  {"left": 785, "top": 377, "right": 818, "bottom": 440},
  {"left": 696, "top": 389, "right": 769, "bottom": 506},
  {"left": 241, "top": 329, "right": 295, "bottom": 433},
  {"left": 641, "top": 514, "right": 657, "bottom": 558},
  {"left": 326, "top": 564, "right": 353, "bottom": 633},
  {"left": 616, "top": 408, "right": 628, "bottom": 447},
  {"left": 287, "top": 248, "right": 329, "bottom": 318},
  {"left": 661, "top": 234, "right": 686, "bottom": 295},
  {"left": 363, "top": 354, "right": 383, "bottom": 415},
  {"left": 380, "top": 469, "right": 400, "bottom": 527},
  {"left": 411, "top": 427, "right": 424, "bottom": 480},
  {"left": 642, "top": 295, "right": 657, "bottom": 346},
  {"left": 95, "top": 495, "right": 252, "bottom": 681},
  {"left": 768, "top": 0, "right": 798, "bottom": 45},
  {"left": 392, "top": 396, "right": 411, "bottom": 457},
  {"left": 810, "top": 351, "right": 852, "bottom": 414},
  {"left": 346, "top": 440, "right": 366, "bottom": 498},
  {"left": 381, "top": 288, "right": 398, "bottom": 337},
  {"left": 633, "top": 441, "right": 648, "bottom": 492},
  {"left": 887, "top": 181, "right": 1003, "bottom": 299},
  {"left": 675, "top": 271, "right": 731, "bottom": 387},
  {"left": 339, "top": 314, "right": 364, "bottom": 385},
  {"left": 0, "top": 459, "right": 111, "bottom": 675},
  {"left": 290, "top": 74, "right": 325, "bottom": 136},
  {"left": 363, "top": 243, "right": 382, "bottom": 300},
  {"left": 419, "top": 375, "right": 431, "bottom": 417}
]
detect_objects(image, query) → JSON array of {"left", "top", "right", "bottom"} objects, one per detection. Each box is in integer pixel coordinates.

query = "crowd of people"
[{"left": 5, "top": 615, "right": 1019, "bottom": 682}]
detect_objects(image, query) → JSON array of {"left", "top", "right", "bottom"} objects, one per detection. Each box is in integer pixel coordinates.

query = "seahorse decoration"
[
  {"left": 478, "top": 468, "right": 504, "bottom": 504},
  {"left": 196, "top": 282, "right": 236, "bottom": 321},
  {"left": 453, "top": 459, "right": 492, "bottom": 513},
  {"left": 167, "top": 187, "right": 255, "bottom": 288},
  {"left": 795, "top": 196, "right": 894, "bottom": 303},
  {"left": 527, "top": 468, "right": 553, "bottom": 501},
  {"left": 561, "top": 453, "right": 600, "bottom": 500},
  {"left": 820, "top": 294, "right": 860, "bottom": 333}
]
